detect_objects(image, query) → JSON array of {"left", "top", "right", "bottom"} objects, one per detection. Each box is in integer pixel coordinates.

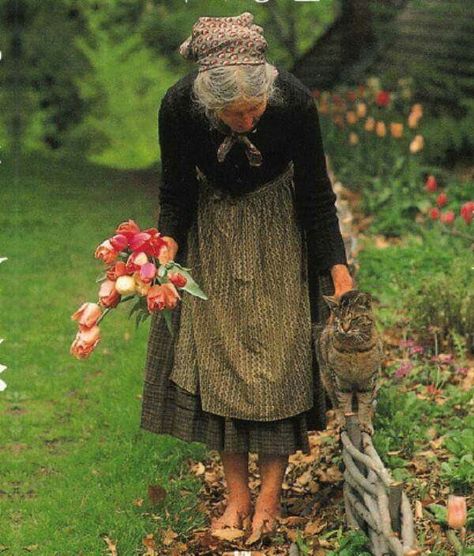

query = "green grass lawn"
[{"left": 1, "top": 152, "right": 207, "bottom": 554}]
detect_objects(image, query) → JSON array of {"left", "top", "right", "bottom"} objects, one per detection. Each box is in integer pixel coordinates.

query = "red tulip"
[
  {"left": 147, "top": 283, "right": 181, "bottom": 312},
  {"left": 440, "top": 211, "right": 455, "bottom": 225},
  {"left": 106, "top": 261, "right": 129, "bottom": 281},
  {"left": 126, "top": 251, "right": 149, "bottom": 273},
  {"left": 168, "top": 272, "right": 187, "bottom": 288},
  {"left": 429, "top": 207, "right": 440, "bottom": 220},
  {"left": 115, "top": 219, "right": 140, "bottom": 239},
  {"left": 375, "top": 90, "right": 391, "bottom": 107},
  {"left": 436, "top": 192, "right": 448, "bottom": 208},
  {"left": 425, "top": 175, "right": 438, "bottom": 193},
  {"left": 447, "top": 495, "right": 467, "bottom": 529},
  {"left": 460, "top": 201, "right": 474, "bottom": 225}
]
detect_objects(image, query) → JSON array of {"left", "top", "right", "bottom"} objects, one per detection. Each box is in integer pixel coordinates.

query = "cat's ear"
[
  {"left": 322, "top": 295, "right": 339, "bottom": 312},
  {"left": 358, "top": 292, "right": 373, "bottom": 309}
]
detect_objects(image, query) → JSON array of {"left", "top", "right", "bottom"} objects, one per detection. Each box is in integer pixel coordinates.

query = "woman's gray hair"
[{"left": 190, "top": 62, "right": 285, "bottom": 130}]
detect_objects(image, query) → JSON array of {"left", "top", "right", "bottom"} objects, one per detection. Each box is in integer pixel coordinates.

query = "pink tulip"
[
  {"left": 139, "top": 262, "right": 157, "bottom": 283},
  {"left": 447, "top": 495, "right": 467, "bottom": 529},
  {"left": 71, "top": 302, "right": 102, "bottom": 330},
  {"left": 109, "top": 234, "right": 128, "bottom": 252},
  {"left": 98, "top": 279, "right": 121, "bottom": 308},
  {"left": 70, "top": 326, "right": 101, "bottom": 359},
  {"left": 94, "top": 239, "right": 118, "bottom": 265},
  {"left": 147, "top": 283, "right": 181, "bottom": 312}
]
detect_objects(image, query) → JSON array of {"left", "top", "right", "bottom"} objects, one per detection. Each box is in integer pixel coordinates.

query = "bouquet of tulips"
[{"left": 70, "top": 219, "right": 207, "bottom": 359}]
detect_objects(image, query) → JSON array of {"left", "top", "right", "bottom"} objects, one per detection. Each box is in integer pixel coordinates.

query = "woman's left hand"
[{"left": 330, "top": 264, "right": 354, "bottom": 298}]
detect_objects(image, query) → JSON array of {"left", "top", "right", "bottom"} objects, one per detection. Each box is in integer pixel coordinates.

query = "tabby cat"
[{"left": 314, "top": 289, "right": 384, "bottom": 435}]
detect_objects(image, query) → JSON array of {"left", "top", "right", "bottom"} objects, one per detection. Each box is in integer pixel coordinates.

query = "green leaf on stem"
[{"left": 158, "top": 262, "right": 208, "bottom": 300}]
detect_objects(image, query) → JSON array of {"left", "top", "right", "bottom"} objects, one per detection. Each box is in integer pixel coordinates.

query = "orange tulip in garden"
[{"left": 70, "top": 219, "right": 207, "bottom": 359}]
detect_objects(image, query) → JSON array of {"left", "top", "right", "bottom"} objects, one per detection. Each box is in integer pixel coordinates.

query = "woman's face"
[{"left": 216, "top": 96, "right": 267, "bottom": 133}]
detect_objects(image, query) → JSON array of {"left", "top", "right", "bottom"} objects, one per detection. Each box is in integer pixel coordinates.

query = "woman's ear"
[{"left": 322, "top": 295, "right": 339, "bottom": 312}]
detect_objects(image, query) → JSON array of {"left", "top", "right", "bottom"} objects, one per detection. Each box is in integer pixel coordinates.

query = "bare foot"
[
  {"left": 211, "top": 498, "right": 252, "bottom": 531},
  {"left": 250, "top": 498, "right": 281, "bottom": 535}
]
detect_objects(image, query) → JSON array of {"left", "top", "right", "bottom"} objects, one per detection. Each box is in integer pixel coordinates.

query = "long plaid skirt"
[{"left": 140, "top": 164, "right": 335, "bottom": 456}]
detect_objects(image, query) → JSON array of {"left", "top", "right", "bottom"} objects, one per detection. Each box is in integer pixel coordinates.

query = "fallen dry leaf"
[
  {"left": 211, "top": 527, "right": 246, "bottom": 541},
  {"left": 162, "top": 528, "right": 178, "bottom": 546},
  {"left": 142, "top": 533, "right": 157, "bottom": 556},
  {"left": 102, "top": 535, "right": 117, "bottom": 556}
]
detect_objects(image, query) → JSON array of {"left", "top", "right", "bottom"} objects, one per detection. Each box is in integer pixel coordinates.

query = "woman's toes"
[
  {"left": 251, "top": 506, "right": 280, "bottom": 533},
  {"left": 211, "top": 503, "right": 252, "bottom": 531}
]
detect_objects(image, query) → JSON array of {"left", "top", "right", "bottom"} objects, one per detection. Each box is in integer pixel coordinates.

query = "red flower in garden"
[
  {"left": 425, "top": 175, "right": 438, "bottom": 193},
  {"left": 440, "top": 211, "right": 455, "bottom": 225},
  {"left": 436, "top": 192, "right": 448, "bottom": 208},
  {"left": 375, "top": 90, "right": 391, "bottom": 107},
  {"left": 429, "top": 207, "right": 440, "bottom": 220},
  {"left": 460, "top": 201, "right": 474, "bottom": 225}
]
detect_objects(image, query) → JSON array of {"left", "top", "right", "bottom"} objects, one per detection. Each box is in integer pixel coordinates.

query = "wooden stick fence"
[{"left": 340, "top": 413, "right": 421, "bottom": 555}]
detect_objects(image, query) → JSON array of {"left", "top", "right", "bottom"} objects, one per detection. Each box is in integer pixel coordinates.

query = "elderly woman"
[{"left": 140, "top": 12, "right": 353, "bottom": 538}]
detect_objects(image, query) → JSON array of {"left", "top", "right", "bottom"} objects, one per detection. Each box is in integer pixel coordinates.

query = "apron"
[{"left": 168, "top": 161, "right": 315, "bottom": 421}]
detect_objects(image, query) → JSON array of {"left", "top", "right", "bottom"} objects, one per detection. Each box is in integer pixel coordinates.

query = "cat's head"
[{"left": 322, "top": 289, "right": 375, "bottom": 343}]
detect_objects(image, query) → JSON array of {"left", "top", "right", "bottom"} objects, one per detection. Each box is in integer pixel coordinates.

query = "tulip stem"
[
  {"left": 96, "top": 308, "right": 112, "bottom": 325},
  {"left": 446, "top": 530, "right": 463, "bottom": 553}
]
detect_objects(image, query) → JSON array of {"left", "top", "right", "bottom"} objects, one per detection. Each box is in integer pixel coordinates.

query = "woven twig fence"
[{"left": 340, "top": 413, "right": 421, "bottom": 555}]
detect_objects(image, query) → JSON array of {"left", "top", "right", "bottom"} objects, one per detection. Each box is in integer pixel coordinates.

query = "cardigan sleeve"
[
  {"left": 157, "top": 91, "right": 199, "bottom": 248},
  {"left": 291, "top": 95, "right": 348, "bottom": 272}
]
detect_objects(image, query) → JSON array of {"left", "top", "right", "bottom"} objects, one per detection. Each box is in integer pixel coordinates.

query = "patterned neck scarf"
[{"left": 214, "top": 118, "right": 263, "bottom": 167}]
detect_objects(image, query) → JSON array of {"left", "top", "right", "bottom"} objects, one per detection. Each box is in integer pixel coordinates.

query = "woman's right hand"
[{"left": 161, "top": 235, "right": 179, "bottom": 261}]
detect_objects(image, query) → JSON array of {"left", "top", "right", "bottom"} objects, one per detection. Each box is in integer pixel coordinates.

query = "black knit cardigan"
[{"left": 156, "top": 65, "right": 348, "bottom": 277}]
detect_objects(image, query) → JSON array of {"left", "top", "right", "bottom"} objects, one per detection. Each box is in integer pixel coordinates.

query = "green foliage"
[
  {"left": 356, "top": 234, "right": 473, "bottom": 345},
  {"left": 422, "top": 99, "right": 474, "bottom": 167},
  {"left": 440, "top": 421, "right": 474, "bottom": 493},
  {"left": 73, "top": 18, "right": 177, "bottom": 169},
  {"left": 8, "top": 0, "right": 338, "bottom": 160},
  {"left": 326, "top": 530, "right": 372, "bottom": 556},
  {"left": 373, "top": 388, "right": 430, "bottom": 462},
  {"left": 4, "top": 0, "right": 90, "bottom": 152},
  {"left": 0, "top": 151, "right": 208, "bottom": 553}
]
